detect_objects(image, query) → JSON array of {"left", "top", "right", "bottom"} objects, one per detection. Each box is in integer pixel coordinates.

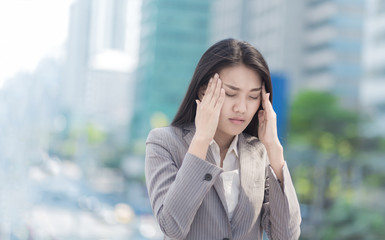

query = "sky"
[{"left": 0, "top": 0, "right": 74, "bottom": 88}]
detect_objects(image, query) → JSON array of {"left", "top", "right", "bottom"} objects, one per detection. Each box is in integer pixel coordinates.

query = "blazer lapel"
[
  {"left": 230, "top": 134, "right": 266, "bottom": 231},
  {"left": 182, "top": 124, "right": 229, "bottom": 216}
]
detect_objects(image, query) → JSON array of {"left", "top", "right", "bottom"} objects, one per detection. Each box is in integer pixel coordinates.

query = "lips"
[{"left": 229, "top": 118, "right": 245, "bottom": 125}]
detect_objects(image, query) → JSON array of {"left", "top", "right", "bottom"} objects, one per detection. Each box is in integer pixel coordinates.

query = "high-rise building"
[
  {"left": 302, "top": 0, "right": 365, "bottom": 109},
  {"left": 362, "top": 0, "right": 385, "bottom": 135},
  {"left": 130, "top": 0, "right": 213, "bottom": 143},
  {"left": 65, "top": 0, "right": 134, "bottom": 128},
  {"left": 89, "top": 0, "right": 128, "bottom": 54},
  {"left": 63, "top": 0, "right": 92, "bottom": 112},
  {"left": 63, "top": 0, "right": 139, "bottom": 171}
]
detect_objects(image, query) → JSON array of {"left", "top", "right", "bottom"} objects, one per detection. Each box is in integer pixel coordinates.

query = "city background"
[{"left": 0, "top": 0, "right": 384, "bottom": 239}]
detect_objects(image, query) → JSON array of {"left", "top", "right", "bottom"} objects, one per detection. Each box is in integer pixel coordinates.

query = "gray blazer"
[{"left": 145, "top": 124, "right": 301, "bottom": 240}]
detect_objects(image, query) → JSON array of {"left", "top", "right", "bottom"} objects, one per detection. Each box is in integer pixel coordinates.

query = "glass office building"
[{"left": 130, "top": 0, "right": 212, "bottom": 144}]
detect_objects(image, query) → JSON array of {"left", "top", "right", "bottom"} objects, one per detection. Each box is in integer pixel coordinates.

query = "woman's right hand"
[
  {"left": 194, "top": 73, "right": 225, "bottom": 141},
  {"left": 188, "top": 73, "right": 225, "bottom": 160}
]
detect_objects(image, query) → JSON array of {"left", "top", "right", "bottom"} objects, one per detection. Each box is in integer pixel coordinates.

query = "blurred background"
[{"left": 0, "top": 0, "right": 384, "bottom": 239}]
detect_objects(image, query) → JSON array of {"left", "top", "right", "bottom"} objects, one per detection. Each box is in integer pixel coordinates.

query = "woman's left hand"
[
  {"left": 257, "top": 84, "right": 281, "bottom": 149},
  {"left": 258, "top": 84, "right": 284, "bottom": 180}
]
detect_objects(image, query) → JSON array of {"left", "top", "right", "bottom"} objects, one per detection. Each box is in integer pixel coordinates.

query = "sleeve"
[
  {"left": 145, "top": 128, "right": 223, "bottom": 239},
  {"left": 261, "top": 160, "right": 302, "bottom": 240}
]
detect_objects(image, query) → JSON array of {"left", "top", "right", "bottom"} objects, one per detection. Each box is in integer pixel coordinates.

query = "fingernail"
[{"left": 215, "top": 73, "right": 219, "bottom": 78}]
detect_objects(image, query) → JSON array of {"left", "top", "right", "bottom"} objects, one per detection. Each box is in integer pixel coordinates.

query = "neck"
[{"left": 213, "top": 132, "right": 235, "bottom": 152}]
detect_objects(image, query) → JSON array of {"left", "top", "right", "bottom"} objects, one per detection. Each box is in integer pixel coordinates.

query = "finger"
[
  {"left": 210, "top": 77, "right": 222, "bottom": 106},
  {"left": 264, "top": 93, "right": 273, "bottom": 112},
  {"left": 206, "top": 74, "right": 219, "bottom": 105},
  {"left": 264, "top": 93, "right": 278, "bottom": 121},
  {"left": 203, "top": 77, "right": 213, "bottom": 101},
  {"left": 203, "top": 73, "right": 218, "bottom": 104},
  {"left": 214, "top": 88, "right": 225, "bottom": 110}
]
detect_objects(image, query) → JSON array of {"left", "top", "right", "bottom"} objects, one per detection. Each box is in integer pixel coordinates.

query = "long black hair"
[{"left": 171, "top": 38, "right": 272, "bottom": 138}]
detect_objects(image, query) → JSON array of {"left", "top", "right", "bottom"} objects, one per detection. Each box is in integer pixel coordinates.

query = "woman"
[{"left": 145, "top": 39, "right": 301, "bottom": 240}]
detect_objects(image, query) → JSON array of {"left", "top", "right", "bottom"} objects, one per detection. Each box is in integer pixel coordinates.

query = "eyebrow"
[{"left": 223, "top": 83, "right": 262, "bottom": 92}]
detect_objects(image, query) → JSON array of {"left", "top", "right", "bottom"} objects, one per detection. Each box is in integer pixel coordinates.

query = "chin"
[
  {"left": 218, "top": 121, "right": 248, "bottom": 137},
  {"left": 227, "top": 127, "right": 245, "bottom": 136}
]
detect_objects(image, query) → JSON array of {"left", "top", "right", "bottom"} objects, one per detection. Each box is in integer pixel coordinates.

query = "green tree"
[
  {"left": 320, "top": 197, "right": 385, "bottom": 240},
  {"left": 288, "top": 91, "right": 385, "bottom": 239}
]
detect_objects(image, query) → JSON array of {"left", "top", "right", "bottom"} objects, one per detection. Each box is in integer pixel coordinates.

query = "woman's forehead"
[{"left": 219, "top": 65, "right": 262, "bottom": 88}]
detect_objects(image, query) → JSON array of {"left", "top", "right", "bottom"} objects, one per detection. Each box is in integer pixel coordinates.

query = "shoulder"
[{"left": 146, "top": 125, "right": 184, "bottom": 144}]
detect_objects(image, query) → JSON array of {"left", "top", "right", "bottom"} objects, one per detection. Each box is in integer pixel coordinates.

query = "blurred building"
[
  {"left": 63, "top": 0, "right": 91, "bottom": 114},
  {"left": 0, "top": 58, "right": 64, "bottom": 237},
  {"left": 64, "top": 0, "right": 136, "bottom": 131},
  {"left": 130, "top": 0, "right": 213, "bottom": 143},
  {"left": 302, "top": 0, "right": 365, "bottom": 109},
  {"left": 88, "top": 0, "right": 128, "bottom": 54},
  {"left": 362, "top": 0, "right": 385, "bottom": 136},
  {"left": 85, "top": 61, "right": 134, "bottom": 129}
]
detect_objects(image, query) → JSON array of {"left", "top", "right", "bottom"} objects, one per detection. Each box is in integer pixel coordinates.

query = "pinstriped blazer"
[{"left": 145, "top": 124, "right": 301, "bottom": 240}]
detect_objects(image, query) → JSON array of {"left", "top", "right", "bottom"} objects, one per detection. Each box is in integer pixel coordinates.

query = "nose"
[{"left": 233, "top": 98, "right": 246, "bottom": 113}]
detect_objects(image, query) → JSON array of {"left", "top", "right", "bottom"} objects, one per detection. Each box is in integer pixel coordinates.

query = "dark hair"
[{"left": 171, "top": 38, "right": 272, "bottom": 138}]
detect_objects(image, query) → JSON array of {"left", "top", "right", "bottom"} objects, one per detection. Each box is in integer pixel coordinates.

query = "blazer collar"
[
  {"left": 231, "top": 134, "right": 266, "bottom": 228},
  {"left": 182, "top": 123, "right": 195, "bottom": 144},
  {"left": 182, "top": 123, "right": 263, "bottom": 222},
  {"left": 182, "top": 123, "right": 256, "bottom": 144}
]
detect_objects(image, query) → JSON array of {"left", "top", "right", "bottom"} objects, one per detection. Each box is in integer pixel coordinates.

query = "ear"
[{"left": 197, "top": 85, "right": 207, "bottom": 101}]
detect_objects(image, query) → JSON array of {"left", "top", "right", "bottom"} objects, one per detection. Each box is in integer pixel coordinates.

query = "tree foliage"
[
  {"left": 288, "top": 91, "right": 385, "bottom": 239},
  {"left": 289, "top": 91, "right": 360, "bottom": 153}
]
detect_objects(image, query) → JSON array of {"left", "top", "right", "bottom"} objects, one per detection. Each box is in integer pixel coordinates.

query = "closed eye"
[
  {"left": 225, "top": 93, "right": 236, "bottom": 97},
  {"left": 250, "top": 96, "right": 259, "bottom": 100}
]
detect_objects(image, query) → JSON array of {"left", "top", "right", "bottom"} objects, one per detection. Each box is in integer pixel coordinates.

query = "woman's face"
[{"left": 215, "top": 64, "right": 262, "bottom": 140}]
